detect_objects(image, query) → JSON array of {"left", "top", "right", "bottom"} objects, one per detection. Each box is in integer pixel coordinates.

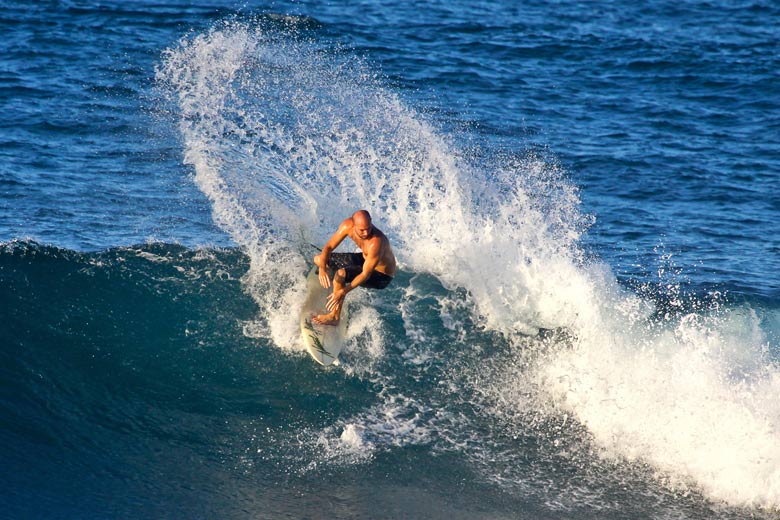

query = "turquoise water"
[{"left": 2, "top": 1, "right": 779, "bottom": 518}]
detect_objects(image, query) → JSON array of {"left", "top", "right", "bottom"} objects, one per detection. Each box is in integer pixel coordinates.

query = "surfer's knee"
[
  {"left": 334, "top": 268, "right": 346, "bottom": 283},
  {"left": 314, "top": 253, "right": 322, "bottom": 265}
]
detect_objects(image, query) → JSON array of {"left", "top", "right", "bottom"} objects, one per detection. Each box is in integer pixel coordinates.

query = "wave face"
[
  {"left": 5, "top": 240, "right": 779, "bottom": 519},
  {"left": 149, "top": 20, "right": 780, "bottom": 515}
]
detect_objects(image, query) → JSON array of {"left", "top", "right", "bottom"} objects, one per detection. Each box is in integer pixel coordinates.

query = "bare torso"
[{"left": 348, "top": 225, "right": 396, "bottom": 277}]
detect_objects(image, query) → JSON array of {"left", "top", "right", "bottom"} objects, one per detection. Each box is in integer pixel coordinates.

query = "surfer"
[{"left": 312, "top": 209, "right": 396, "bottom": 326}]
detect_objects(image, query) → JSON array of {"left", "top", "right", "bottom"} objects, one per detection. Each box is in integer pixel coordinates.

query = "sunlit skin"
[{"left": 312, "top": 210, "right": 396, "bottom": 326}]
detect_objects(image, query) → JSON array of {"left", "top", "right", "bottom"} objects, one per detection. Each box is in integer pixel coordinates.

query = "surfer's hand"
[
  {"left": 318, "top": 268, "right": 331, "bottom": 288},
  {"left": 326, "top": 289, "right": 345, "bottom": 311}
]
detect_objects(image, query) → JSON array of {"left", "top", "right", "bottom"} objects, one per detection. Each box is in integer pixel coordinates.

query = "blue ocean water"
[{"left": 2, "top": 1, "right": 779, "bottom": 518}]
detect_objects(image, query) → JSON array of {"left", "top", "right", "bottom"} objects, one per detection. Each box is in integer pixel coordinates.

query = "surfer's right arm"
[{"left": 314, "top": 218, "right": 351, "bottom": 288}]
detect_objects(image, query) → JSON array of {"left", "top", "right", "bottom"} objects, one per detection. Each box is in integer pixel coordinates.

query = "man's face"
[{"left": 354, "top": 217, "right": 372, "bottom": 239}]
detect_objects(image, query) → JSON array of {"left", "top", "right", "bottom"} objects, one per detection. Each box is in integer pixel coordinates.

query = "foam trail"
[
  {"left": 156, "top": 20, "right": 589, "bottom": 346},
  {"left": 157, "top": 20, "right": 780, "bottom": 509}
]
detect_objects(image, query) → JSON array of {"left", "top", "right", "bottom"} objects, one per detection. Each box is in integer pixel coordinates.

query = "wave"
[
  {"left": 3, "top": 234, "right": 780, "bottom": 517},
  {"left": 148, "top": 18, "right": 780, "bottom": 511}
]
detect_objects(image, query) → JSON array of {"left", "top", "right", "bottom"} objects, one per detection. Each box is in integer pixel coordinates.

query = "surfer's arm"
[
  {"left": 347, "top": 254, "right": 380, "bottom": 292},
  {"left": 316, "top": 219, "right": 351, "bottom": 288}
]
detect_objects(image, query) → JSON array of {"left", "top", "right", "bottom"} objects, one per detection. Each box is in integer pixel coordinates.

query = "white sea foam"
[
  {"left": 308, "top": 391, "right": 438, "bottom": 469},
  {"left": 339, "top": 301, "right": 386, "bottom": 376},
  {"left": 542, "top": 303, "right": 780, "bottom": 508},
  {"left": 158, "top": 21, "right": 780, "bottom": 509}
]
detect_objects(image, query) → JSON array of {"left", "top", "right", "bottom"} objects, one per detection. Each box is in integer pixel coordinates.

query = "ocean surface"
[{"left": 2, "top": 1, "right": 779, "bottom": 518}]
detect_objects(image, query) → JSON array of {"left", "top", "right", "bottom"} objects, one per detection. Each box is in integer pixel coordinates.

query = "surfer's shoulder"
[{"left": 337, "top": 218, "right": 354, "bottom": 235}]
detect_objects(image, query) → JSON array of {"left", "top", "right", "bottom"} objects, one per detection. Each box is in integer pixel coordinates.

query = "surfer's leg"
[{"left": 331, "top": 268, "right": 347, "bottom": 321}]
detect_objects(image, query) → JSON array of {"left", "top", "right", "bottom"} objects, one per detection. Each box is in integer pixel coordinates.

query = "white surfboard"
[{"left": 299, "top": 265, "right": 349, "bottom": 366}]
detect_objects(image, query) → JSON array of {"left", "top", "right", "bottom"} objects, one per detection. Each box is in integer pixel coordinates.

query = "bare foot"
[{"left": 311, "top": 313, "right": 339, "bottom": 326}]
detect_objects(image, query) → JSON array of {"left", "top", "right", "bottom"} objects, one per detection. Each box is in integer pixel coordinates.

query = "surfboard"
[{"left": 299, "top": 265, "right": 349, "bottom": 366}]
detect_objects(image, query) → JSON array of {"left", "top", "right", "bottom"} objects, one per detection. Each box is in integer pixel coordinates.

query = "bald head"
[
  {"left": 352, "top": 209, "right": 371, "bottom": 225},
  {"left": 352, "top": 209, "right": 373, "bottom": 239}
]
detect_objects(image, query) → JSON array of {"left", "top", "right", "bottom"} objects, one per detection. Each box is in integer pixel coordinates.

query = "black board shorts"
[{"left": 327, "top": 252, "right": 393, "bottom": 290}]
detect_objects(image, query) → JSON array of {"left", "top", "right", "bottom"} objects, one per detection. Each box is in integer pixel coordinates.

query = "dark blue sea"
[{"left": 2, "top": 1, "right": 779, "bottom": 518}]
